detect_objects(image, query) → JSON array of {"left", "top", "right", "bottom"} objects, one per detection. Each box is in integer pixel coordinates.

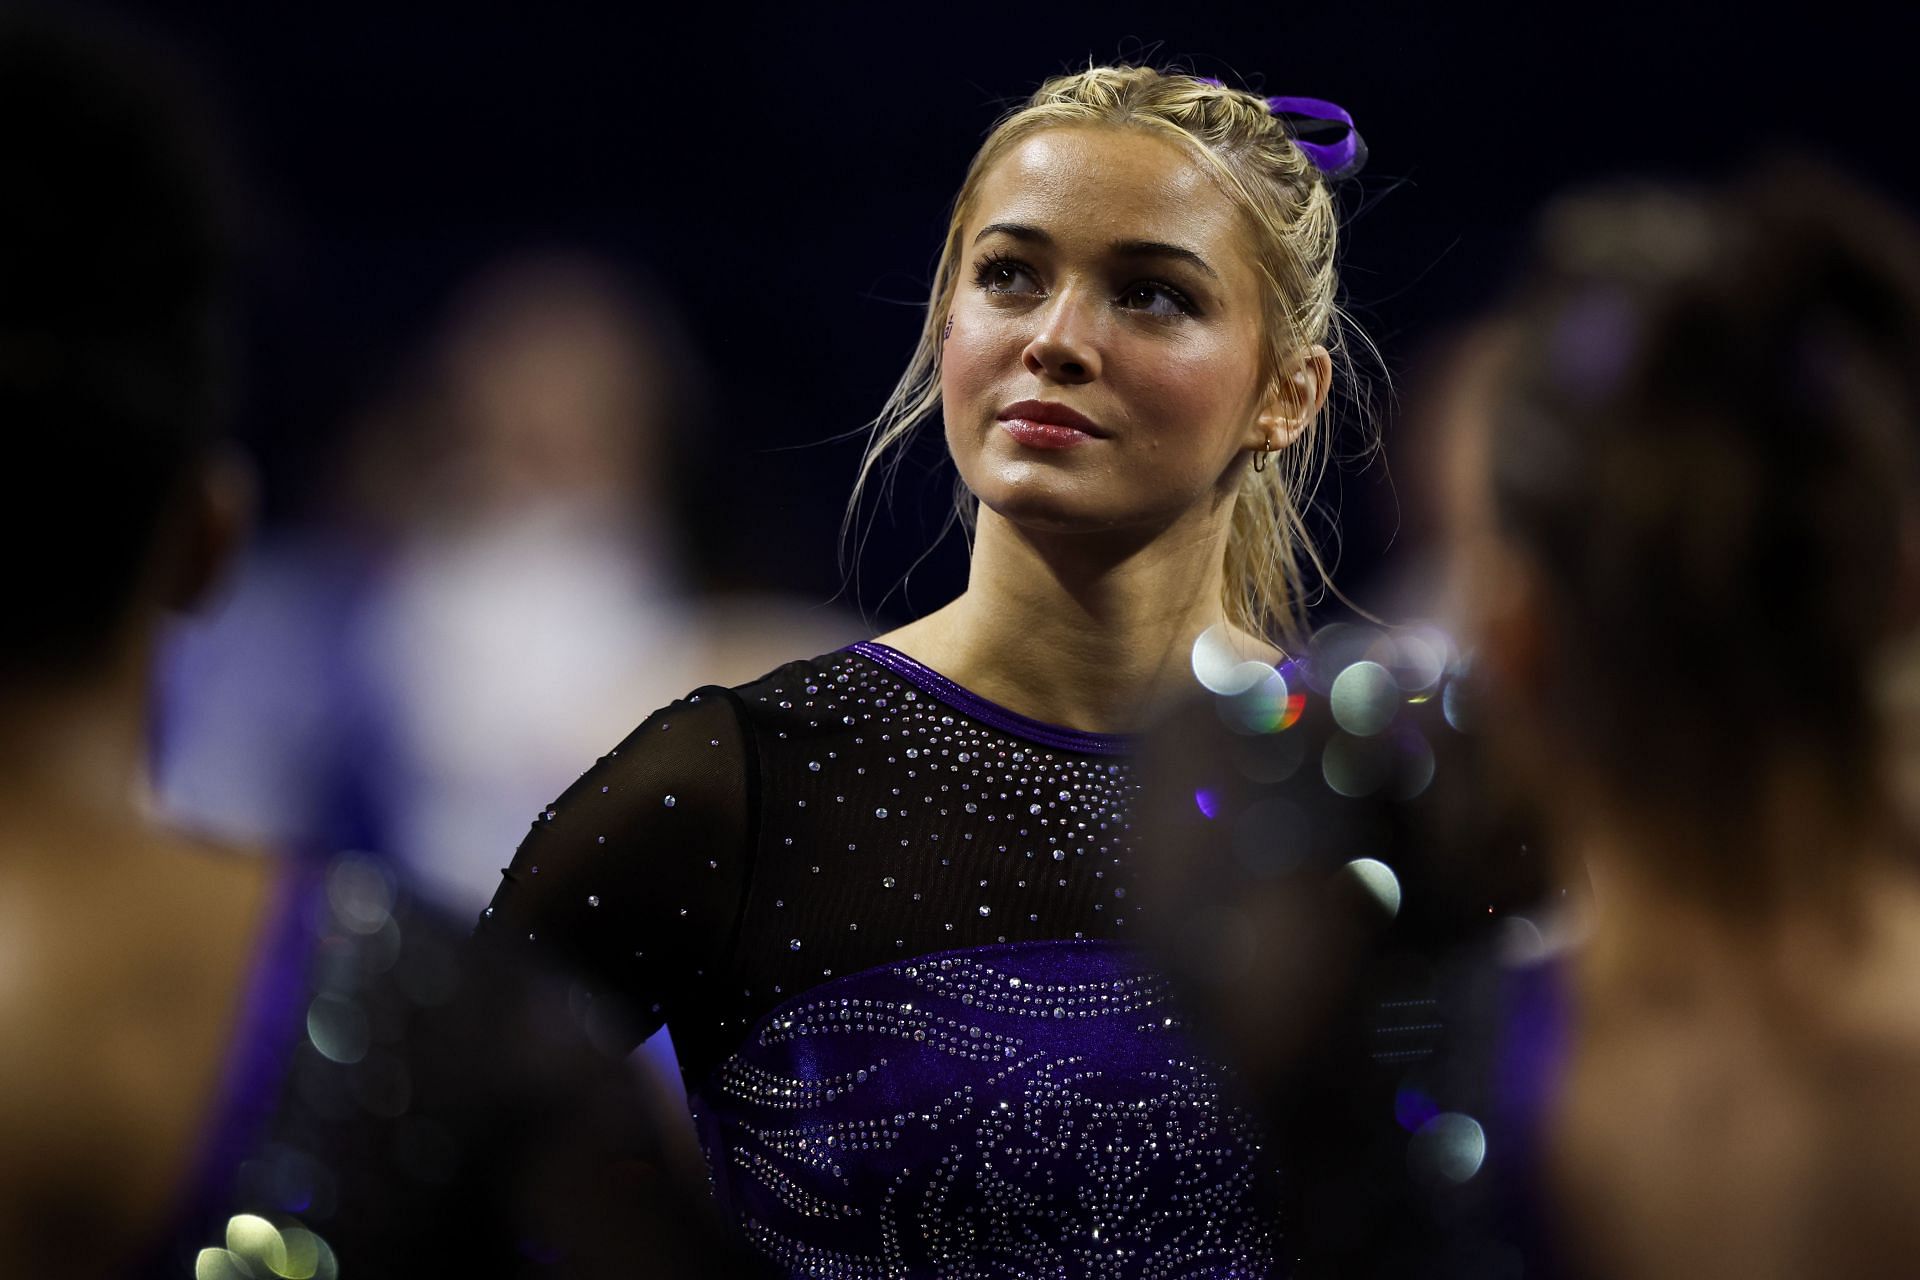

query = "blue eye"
[{"left": 1117, "top": 282, "right": 1193, "bottom": 317}]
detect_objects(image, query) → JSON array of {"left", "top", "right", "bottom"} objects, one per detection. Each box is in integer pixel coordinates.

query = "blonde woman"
[{"left": 480, "top": 66, "right": 1370, "bottom": 1277}]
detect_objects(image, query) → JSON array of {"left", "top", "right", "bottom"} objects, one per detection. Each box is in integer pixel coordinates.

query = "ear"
[
  {"left": 160, "top": 448, "right": 256, "bottom": 614},
  {"left": 1254, "top": 344, "right": 1334, "bottom": 451}
]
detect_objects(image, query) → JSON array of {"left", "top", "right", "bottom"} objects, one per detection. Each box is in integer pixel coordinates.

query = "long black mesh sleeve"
[{"left": 473, "top": 688, "right": 754, "bottom": 1060}]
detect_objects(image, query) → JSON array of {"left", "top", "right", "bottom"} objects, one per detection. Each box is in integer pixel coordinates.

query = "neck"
[
  {"left": 0, "top": 640, "right": 156, "bottom": 851},
  {"left": 883, "top": 503, "right": 1264, "bottom": 733}
]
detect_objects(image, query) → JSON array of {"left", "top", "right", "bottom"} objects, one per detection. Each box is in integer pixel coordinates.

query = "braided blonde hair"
[{"left": 848, "top": 65, "right": 1373, "bottom": 649}]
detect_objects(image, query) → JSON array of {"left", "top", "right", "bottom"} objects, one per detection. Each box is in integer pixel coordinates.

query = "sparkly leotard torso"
[{"left": 478, "top": 643, "right": 1282, "bottom": 1278}]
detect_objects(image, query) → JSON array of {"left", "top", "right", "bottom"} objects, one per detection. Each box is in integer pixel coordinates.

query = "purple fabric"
[
  {"left": 848, "top": 642, "right": 1134, "bottom": 757},
  {"left": 1491, "top": 956, "right": 1575, "bottom": 1277},
  {"left": 1191, "top": 79, "right": 1366, "bottom": 181},
  {"left": 166, "top": 855, "right": 321, "bottom": 1231},
  {"left": 1263, "top": 96, "right": 1365, "bottom": 181},
  {"left": 689, "top": 938, "right": 1280, "bottom": 1278}
]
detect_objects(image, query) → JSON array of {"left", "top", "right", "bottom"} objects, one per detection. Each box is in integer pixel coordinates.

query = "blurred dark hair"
[
  {"left": 1480, "top": 159, "right": 1920, "bottom": 837},
  {"left": 0, "top": 8, "right": 233, "bottom": 679}
]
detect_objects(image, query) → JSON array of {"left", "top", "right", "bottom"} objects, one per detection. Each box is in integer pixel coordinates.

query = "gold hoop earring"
[{"left": 1252, "top": 439, "right": 1273, "bottom": 473}]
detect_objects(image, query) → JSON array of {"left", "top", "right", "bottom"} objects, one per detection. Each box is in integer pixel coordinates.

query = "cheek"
[
  {"left": 1118, "top": 338, "right": 1259, "bottom": 451},
  {"left": 938, "top": 305, "right": 1019, "bottom": 419}
]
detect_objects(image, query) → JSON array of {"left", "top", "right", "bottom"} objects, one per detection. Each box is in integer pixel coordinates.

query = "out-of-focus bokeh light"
[
  {"left": 1330, "top": 660, "right": 1399, "bottom": 737},
  {"left": 1498, "top": 915, "right": 1547, "bottom": 963},
  {"left": 1194, "top": 788, "right": 1220, "bottom": 819},
  {"left": 306, "top": 995, "right": 371, "bottom": 1065},
  {"left": 1394, "top": 1083, "right": 1441, "bottom": 1133},
  {"left": 196, "top": 1248, "right": 250, "bottom": 1280},
  {"left": 196, "top": 1220, "right": 335, "bottom": 1280},
  {"left": 274, "top": 1226, "right": 326, "bottom": 1279},
  {"left": 1344, "top": 857, "right": 1402, "bottom": 918},
  {"left": 1389, "top": 627, "right": 1453, "bottom": 699},
  {"left": 1408, "top": 1112, "right": 1487, "bottom": 1185},
  {"left": 1191, "top": 624, "right": 1274, "bottom": 696},
  {"left": 226, "top": 1214, "right": 288, "bottom": 1274},
  {"left": 1442, "top": 673, "right": 1474, "bottom": 733},
  {"left": 1214, "top": 666, "right": 1299, "bottom": 735},
  {"left": 325, "top": 854, "right": 396, "bottom": 936}
]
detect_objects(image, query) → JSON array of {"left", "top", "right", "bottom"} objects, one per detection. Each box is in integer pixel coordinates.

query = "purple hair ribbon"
[
  {"left": 1265, "top": 94, "right": 1368, "bottom": 181},
  {"left": 1194, "top": 78, "right": 1367, "bottom": 181}
]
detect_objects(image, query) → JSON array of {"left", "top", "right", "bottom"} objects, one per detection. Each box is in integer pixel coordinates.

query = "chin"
[{"left": 969, "top": 466, "right": 1171, "bottom": 538}]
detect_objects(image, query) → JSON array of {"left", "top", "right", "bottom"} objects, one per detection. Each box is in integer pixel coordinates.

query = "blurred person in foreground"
[
  {"left": 0, "top": 13, "right": 759, "bottom": 1277},
  {"left": 1437, "top": 162, "right": 1920, "bottom": 1278},
  {"left": 1132, "top": 616, "right": 1557, "bottom": 1278}
]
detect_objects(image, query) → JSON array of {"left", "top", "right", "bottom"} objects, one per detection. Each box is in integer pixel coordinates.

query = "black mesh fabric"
[{"left": 474, "top": 646, "right": 1141, "bottom": 1085}]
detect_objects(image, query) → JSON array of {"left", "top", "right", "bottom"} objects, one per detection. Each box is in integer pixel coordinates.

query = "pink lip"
[{"left": 996, "top": 400, "right": 1104, "bottom": 450}]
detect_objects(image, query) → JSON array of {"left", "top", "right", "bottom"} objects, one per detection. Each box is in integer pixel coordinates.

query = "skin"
[
  {"left": 878, "top": 125, "right": 1330, "bottom": 733},
  {"left": 1438, "top": 332, "right": 1920, "bottom": 1280},
  {"left": 0, "top": 460, "right": 282, "bottom": 1273}
]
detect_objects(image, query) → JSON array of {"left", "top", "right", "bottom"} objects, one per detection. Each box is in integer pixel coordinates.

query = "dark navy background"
[{"left": 132, "top": 0, "right": 1919, "bottom": 623}]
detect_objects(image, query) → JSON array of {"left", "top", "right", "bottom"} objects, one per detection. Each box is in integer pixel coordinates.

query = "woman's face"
[{"left": 940, "top": 125, "right": 1299, "bottom": 536}]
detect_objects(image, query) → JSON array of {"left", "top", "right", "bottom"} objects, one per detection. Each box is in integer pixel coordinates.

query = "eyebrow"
[{"left": 972, "top": 222, "right": 1219, "bottom": 281}]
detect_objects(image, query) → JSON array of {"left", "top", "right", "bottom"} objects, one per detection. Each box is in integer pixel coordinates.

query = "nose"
[{"left": 1021, "top": 292, "right": 1101, "bottom": 384}]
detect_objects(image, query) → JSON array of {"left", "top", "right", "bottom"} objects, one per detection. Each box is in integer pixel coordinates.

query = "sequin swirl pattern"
[{"left": 689, "top": 939, "right": 1281, "bottom": 1280}]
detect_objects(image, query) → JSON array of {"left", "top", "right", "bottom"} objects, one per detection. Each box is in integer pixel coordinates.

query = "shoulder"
[
  {"left": 715, "top": 644, "right": 966, "bottom": 749},
  {"left": 704, "top": 646, "right": 898, "bottom": 734},
  {"left": 570, "top": 649, "right": 871, "bottom": 775},
  {"left": 724, "top": 647, "right": 865, "bottom": 702},
  {"left": 617, "top": 647, "right": 870, "bottom": 728}
]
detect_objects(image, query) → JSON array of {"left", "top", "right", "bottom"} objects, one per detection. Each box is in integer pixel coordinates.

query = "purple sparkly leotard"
[{"left": 479, "top": 644, "right": 1283, "bottom": 1278}]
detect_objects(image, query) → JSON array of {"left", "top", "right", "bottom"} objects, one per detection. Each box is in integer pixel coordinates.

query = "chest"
[{"left": 738, "top": 708, "right": 1139, "bottom": 995}]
